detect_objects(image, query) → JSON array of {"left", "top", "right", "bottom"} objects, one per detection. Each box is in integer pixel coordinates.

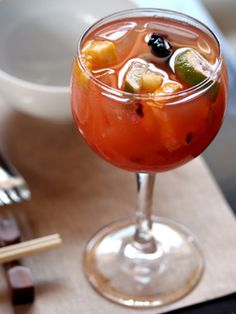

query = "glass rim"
[{"left": 76, "top": 8, "right": 223, "bottom": 102}]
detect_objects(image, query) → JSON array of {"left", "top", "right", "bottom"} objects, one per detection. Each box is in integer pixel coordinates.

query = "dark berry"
[
  {"left": 134, "top": 103, "right": 144, "bottom": 117},
  {"left": 148, "top": 33, "right": 172, "bottom": 58},
  {"left": 186, "top": 132, "right": 194, "bottom": 144}
]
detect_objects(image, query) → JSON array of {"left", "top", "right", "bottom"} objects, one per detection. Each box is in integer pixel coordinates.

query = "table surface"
[{"left": 0, "top": 109, "right": 235, "bottom": 314}]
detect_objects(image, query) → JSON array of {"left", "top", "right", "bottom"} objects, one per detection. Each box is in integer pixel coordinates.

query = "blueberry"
[{"left": 148, "top": 33, "right": 172, "bottom": 58}]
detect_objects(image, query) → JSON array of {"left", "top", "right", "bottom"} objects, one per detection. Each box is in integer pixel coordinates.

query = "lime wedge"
[
  {"left": 174, "top": 49, "right": 212, "bottom": 86},
  {"left": 124, "top": 62, "right": 163, "bottom": 93},
  {"left": 124, "top": 63, "right": 147, "bottom": 93},
  {"left": 174, "top": 48, "right": 219, "bottom": 100}
]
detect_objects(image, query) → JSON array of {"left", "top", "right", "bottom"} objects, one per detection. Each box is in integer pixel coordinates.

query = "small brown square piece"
[
  {"left": 0, "top": 220, "right": 20, "bottom": 246},
  {"left": 7, "top": 265, "right": 35, "bottom": 305}
]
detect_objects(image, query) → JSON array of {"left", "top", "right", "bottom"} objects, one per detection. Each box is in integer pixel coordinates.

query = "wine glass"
[{"left": 71, "top": 8, "right": 227, "bottom": 308}]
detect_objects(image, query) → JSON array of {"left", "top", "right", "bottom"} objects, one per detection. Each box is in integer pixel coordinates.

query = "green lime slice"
[
  {"left": 174, "top": 48, "right": 219, "bottom": 100},
  {"left": 124, "top": 63, "right": 147, "bottom": 93},
  {"left": 174, "top": 49, "right": 212, "bottom": 85}
]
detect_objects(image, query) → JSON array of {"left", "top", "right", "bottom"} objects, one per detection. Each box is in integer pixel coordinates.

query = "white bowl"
[{"left": 0, "top": 0, "right": 135, "bottom": 120}]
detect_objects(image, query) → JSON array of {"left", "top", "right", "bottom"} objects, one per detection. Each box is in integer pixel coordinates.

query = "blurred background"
[{"left": 202, "top": 0, "right": 236, "bottom": 54}]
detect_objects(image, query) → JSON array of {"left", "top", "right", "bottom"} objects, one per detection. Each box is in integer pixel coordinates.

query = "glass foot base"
[{"left": 84, "top": 217, "right": 204, "bottom": 308}]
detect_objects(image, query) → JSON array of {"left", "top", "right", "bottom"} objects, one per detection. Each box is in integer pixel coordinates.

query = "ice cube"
[
  {"left": 123, "top": 61, "right": 148, "bottom": 93},
  {"left": 96, "top": 21, "right": 137, "bottom": 41},
  {"left": 96, "top": 21, "right": 138, "bottom": 62},
  {"left": 93, "top": 68, "right": 117, "bottom": 88},
  {"left": 144, "top": 22, "right": 198, "bottom": 43},
  {"left": 118, "top": 58, "right": 148, "bottom": 89},
  {"left": 197, "top": 38, "right": 216, "bottom": 65},
  {"left": 118, "top": 58, "right": 168, "bottom": 91}
]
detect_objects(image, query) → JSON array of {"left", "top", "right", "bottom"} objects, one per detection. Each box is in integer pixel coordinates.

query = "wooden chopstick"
[
  {"left": 0, "top": 234, "right": 62, "bottom": 264},
  {"left": 0, "top": 234, "right": 60, "bottom": 253}
]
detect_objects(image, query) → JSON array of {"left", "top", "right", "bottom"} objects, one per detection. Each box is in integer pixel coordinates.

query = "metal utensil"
[{"left": 0, "top": 153, "right": 31, "bottom": 206}]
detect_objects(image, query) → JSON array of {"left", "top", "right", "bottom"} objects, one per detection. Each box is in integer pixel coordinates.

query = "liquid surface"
[{"left": 82, "top": 16, "right": 219, "bottom": 93}]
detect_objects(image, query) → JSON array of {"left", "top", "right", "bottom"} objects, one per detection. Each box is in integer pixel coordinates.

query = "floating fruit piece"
[
  {"left": 73, "top": 58, "right": 90, "bottom": 87},
  {"left": 148, "top": 33, "right": 172, "bottom": 58},
  {"left": 155, "top": 81, "right": 182, "bottom": 95},
  {"left": 142, "top": 81, "right": 182, "bottom": 152},
  {"left": 142, "top": 104, "right": 181, "bottom": 152},
  {"left": 124, "top": 62, "right": 147, "bottom": 93},
  {"left": 174, "top": 48, "right": 212, "bottom": 85},
  {"left": 81, "top": 40, "right": 116, "bottom": 70},
  {"left": 134, "top": 102, "right": 144, "bottom": 117},
  {"left": 185, "top": 132, "right": 194, "bottom": 144},
  {"left": 124, "top": 62, "right": 163, "bottom": 94},
  {"left": 157, "top": 116, "right": 180, "bottom": 151},
  {"left": 141, "top": 73, "right": 163, "bottom": 92},
  {"left": 174, "top": 48, "right": 219, "bottom": 100}
]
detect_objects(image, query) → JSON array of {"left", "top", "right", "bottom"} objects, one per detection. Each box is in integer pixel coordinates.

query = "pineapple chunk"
[
  {"left": 142, "top": 81, "right": 182, "bottom": 152},
  {"left": 82, "top": 40, "right": 116, "bottom": 70},
  {"left": 73, "top": 58, "right": 89, "bottom": 87},
  {"left": 155, "top": 81, "right": 182, "bottom": 95},
  {"left": 142, "top": 73, "right": 163, "bottom": 92}
]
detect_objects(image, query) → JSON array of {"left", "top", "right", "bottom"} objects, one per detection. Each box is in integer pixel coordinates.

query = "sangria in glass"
[{"left": 71, "top": 9, "right": 227, "bottom": 308}]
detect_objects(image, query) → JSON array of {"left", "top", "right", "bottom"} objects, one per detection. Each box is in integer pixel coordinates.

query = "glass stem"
[{"left": 133, "top": 173, "right": 157, "bottom": 253}]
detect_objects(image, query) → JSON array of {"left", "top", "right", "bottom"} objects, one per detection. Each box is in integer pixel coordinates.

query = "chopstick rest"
[
  {"left": 0, "top": 220, "right": 34, "bottom": 305},
  {"left": 0, "top": 220, "right": 62, "bottom": 305},
  {"left": 0, "top": 220, "right": 21, "bottom": 246},
  {"left": 0, "top": 233, "right": 63, "bottom": 264},
  {"left": 6, "top": 262, "right": 35, "bottom": 305}
]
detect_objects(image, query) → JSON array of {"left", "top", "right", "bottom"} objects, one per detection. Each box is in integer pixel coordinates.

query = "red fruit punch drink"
[
  {"left": 71, "top": 15, "right": 227, "bottom": 172},
  {"left": 70, "top": 9, "right": 228, "bottom": 308}
]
